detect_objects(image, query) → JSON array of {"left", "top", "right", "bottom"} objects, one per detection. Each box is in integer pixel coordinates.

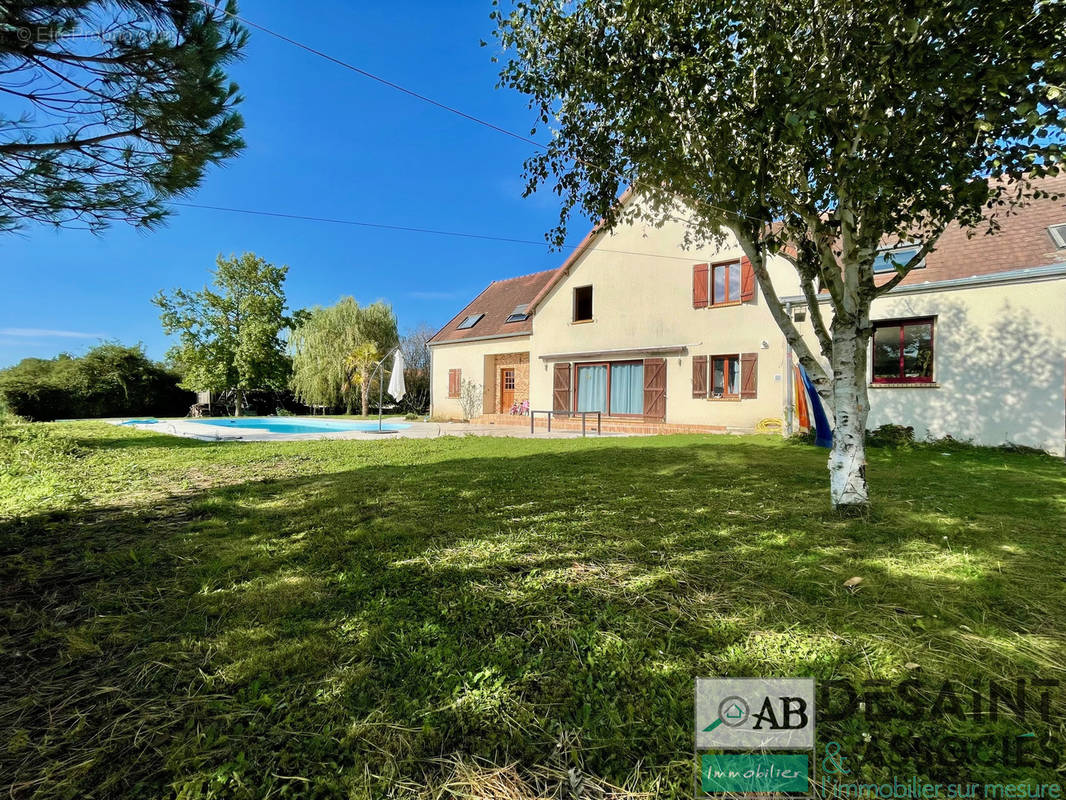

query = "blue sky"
[{"left": 0, "top": 2, "right": 578, "bottom": 367}]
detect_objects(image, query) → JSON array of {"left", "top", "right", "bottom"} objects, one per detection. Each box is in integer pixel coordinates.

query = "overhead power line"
[
  {"left": 194, "top": 1, "right": 768, "bottom": 229},
  {"left": 197, "top": 4, "right": 543, "bottom": 152},
  {"left": 169, "top": 201, "right": 553, "bottom": 246},
  {"left": 169, "top": 200, "right": 710, "bottom": 263}
]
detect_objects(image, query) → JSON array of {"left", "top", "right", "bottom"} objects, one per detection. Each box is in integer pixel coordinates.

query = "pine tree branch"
[{"left": 0, "top": 126, "right": 145, "bottom": 153}]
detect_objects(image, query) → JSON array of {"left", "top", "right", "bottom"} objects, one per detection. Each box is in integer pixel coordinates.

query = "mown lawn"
[{"left": 1, "top": 421, "right": 1064, "bottom": 799}]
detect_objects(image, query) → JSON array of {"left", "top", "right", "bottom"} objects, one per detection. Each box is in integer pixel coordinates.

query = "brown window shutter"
[
  {"left": 448, "top": 368, "right": 461, "bottom": 398},
  {"left": 692, "top": 355, "right": 708, "bottom": 398},
  {"left": 740, "top": 257, "right": 756, "bottom": 301},
  {"left": 552, "top": 363, "right": 572, "bottom": 413},
  {"left": 693, "top": 263, "right": 709, "bottom": 308},
  {"left": 642, "top": 358, "right": 667, "bottom": 421},
  {"left": 740, "top": 353, "right": 758, "bottom": 399}
]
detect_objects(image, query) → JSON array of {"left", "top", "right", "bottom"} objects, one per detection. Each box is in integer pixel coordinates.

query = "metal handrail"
[{"left": 529, "top": 409, "right": 601, "bottom": 436}]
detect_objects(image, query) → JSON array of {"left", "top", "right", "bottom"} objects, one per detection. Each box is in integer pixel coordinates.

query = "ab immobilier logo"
[{"left": 695, "top": 678, "right": 816, "bottom": 798}]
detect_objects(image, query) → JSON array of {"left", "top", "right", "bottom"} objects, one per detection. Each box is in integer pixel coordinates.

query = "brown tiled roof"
[
  {"left": 427, "top": 269, "right": 557, "bottom": 345},
  {"left": 882, "top": 174, "right": 1066, "bottom": 287}
]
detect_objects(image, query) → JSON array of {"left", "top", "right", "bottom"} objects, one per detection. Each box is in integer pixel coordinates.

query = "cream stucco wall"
[
  {"left": 429, "top": 335, "right": 532, "bottom": 419},
  {"left": 792, "top": 277, "right": 1066, "bottom": 454},
  {"left": 527, "top": 212, "right": 797, "bottom": 429}
]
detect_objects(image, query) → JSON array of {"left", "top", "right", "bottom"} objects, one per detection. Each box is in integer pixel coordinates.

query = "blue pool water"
[{"left": 187, "top": 417, "right": 411, "bottom": 435}]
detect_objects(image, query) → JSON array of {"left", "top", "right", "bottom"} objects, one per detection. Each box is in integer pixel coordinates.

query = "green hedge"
[{"left": 0, "top": 343, "right": 194, "bottom": 421}]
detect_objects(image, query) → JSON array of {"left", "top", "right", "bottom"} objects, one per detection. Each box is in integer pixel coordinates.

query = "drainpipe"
[
  {"left": 784, "top": 302, "right": 794, "bottom": 437},
  {"left": 427, "top": 346, "right": 433, "bottom": 420}
]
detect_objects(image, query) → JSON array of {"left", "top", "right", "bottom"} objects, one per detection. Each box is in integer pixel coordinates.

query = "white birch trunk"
[{"left": 827, "top": 320, "right": 870, "bottom": 510}]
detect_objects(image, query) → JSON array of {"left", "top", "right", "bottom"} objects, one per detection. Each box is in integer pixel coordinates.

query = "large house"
[{"left": 428, "top": 179, "right": 1066, "bottom": 455}]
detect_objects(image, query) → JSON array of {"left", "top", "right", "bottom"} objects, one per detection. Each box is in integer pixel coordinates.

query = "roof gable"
[{"left": 527, "top": 187, "right": 636, "bottom": 314}]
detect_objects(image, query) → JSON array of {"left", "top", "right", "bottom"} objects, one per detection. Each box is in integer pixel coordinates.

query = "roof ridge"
[{"left": 492, "top": 267, "right": 557, "bottom": 283}]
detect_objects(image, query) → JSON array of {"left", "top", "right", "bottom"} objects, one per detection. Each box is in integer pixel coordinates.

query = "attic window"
[
  {"left": 505, "top": 304, "right": 529, "bottom": 323},
  {"left": 1048, "top": 224, "right": 1066, "bottom": 249},
  {"left": 573, "top": 285, "right": 593, "bottom": 322},
  {"left": 457, "top": 313, "right": 484, "bottom": 330}
]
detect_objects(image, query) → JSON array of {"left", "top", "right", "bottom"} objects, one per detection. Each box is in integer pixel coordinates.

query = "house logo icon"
[{"left": 717, "top": 696, "right": 750, "bottom": 728}]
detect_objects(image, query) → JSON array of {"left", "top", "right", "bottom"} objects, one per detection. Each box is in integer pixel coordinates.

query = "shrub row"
[{"left": 0, "top": 343, "right": 194, "bottom": 421}]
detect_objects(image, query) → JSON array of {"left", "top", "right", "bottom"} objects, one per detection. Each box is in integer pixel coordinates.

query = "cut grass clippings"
[{"left": 1, "top": 420, "right": 1064, "bottom": 798}]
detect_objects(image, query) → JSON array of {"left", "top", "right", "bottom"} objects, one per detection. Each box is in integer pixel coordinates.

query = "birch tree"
[{"left": 494, "top": 0, "right": 1066, "bottom": 510}]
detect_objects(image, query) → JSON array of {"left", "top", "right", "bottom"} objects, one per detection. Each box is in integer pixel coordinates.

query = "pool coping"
[{"left": 109, "top": 418, "right": 416, "bottom": 442}]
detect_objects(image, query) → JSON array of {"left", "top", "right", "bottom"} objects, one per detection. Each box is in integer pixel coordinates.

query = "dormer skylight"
[
  {"left": 873, "top": 245, "right": 924, "bottom": 273},
  {"left": 505, "top": 304, "right": 529, "bottom": 323},
  {"left": 1048, "top": 223, "right": 1066, "bottom": 249},
  {"left": 456, "top": 313, "right": 484, "bottom": 330}
]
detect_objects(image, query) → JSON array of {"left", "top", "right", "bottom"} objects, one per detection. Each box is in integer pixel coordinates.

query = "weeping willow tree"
[{"left": 289, "top": 298, "right": 398, "bottom": 414}]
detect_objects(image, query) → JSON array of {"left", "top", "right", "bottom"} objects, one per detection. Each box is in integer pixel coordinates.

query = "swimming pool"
[{"left": 187, "top": 417, "right": 412, "bottom": 435}]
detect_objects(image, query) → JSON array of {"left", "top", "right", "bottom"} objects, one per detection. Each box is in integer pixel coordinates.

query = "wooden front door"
[{"left": 500, "top": 368, "right": 515, "bottom": 412}]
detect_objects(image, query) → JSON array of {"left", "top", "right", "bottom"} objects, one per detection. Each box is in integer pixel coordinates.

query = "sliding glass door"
[
  {"left": 576, "top": 364, "right": 607, "bottom": 412},
  {"left": 574, "top": 361, "right": 645, "bottom": 416},
  {"left": 609, "top": 361, "right": 643, "bottom": 415}
]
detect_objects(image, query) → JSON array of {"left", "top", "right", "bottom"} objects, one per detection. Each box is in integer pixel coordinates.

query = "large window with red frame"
[{"left": 872, "top": 318, "right": 935, "bottom": 383}]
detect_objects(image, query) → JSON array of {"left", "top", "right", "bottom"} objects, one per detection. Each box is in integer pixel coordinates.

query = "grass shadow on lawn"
[
  {"left": 67, "top": 432, "right": 216, "bottom": 451},
  {"left": 1, "top": 434, "right": 1064, "bottom": 798}
]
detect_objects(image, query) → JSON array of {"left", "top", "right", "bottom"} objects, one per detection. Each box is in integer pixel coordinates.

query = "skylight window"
[
  {"left": 505, "top": 304, "right": 529, "bottom": 323},
  {"left": 456, "top": 313, "right": 484, "bottom": 330},
  {"left": 873, "top": 245, "right": 924, "bottom": 274},
  {"left": 1048, "top": 224, "right": 1066, "bottom": 249},
  {"left": 454, "top": 311, "right": 483, "bottom": 326}
]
